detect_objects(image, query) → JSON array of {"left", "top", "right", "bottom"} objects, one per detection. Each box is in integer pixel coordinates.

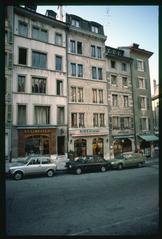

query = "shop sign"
[
  {"left": 80, "top": 129, "right": 100, "bottom": 134},
  {"left": 24, "top": 129, "right": 51, "bottom": 134}
]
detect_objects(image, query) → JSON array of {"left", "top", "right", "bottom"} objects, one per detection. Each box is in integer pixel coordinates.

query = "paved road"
[{"left": 6, "top": 165, "right": 159, "bottom": 236}]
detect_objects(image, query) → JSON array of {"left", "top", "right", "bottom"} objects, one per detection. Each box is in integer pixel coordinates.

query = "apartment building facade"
[
  {"left": 66, "top": 14, "right": 110, "bottom": 159},
  {"left": 120, "top": 43, "right": 158, "bottom": 156},
  {"left": 105, "top": 46, "right": 135, "bottom": 158},
  {"left": 5, "top": 6, "right": 14, "bottom": 159},
  {"left": 8, "top": 6, "right": 68, "bottom": 157},
  {"left": 5, "top": 5, "right": 156, "bottom": 160}
]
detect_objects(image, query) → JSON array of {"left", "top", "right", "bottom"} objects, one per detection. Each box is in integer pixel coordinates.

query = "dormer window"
[
  {"left": 71, "top": 19, "right": 80, "bottom": 27},
  {"left": 91, "top": 25, "right": 99, "bottom": 33}
]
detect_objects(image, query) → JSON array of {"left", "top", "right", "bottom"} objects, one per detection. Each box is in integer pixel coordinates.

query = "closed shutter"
[
  {"left": 145, "top": 78, "right": 147, "bottom": 89},
  {"left": 8, "top": 53, "right": 13, "bottom": 69}
]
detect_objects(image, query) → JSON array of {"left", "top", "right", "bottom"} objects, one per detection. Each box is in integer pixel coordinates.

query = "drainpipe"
[{"left": 66, "top": 24, "right": 69, "bottom": 156}]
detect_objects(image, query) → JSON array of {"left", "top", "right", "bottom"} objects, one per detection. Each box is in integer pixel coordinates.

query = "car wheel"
[
  {"left": 117, "top": 163, "right": 123, "bottom": 170},
  {"left": 76, "top": 168, "right": 82, "bottom": 175},
  {"left": 47, "top": 169, "right": 54, "bottom": 177},
  {"left": 101, "top": 166, "right": 106, "bottom": 172},
  {"left": 14, "top": 171, "right": 23, "bottom": 180}
]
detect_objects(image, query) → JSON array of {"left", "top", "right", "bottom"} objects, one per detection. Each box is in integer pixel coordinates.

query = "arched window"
[{"left": 92, "top": 138, "right": 104, "bottom": 156}]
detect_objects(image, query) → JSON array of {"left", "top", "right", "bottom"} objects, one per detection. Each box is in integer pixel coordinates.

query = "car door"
[
  {"left": 26, "top": 158, "right": 41, "bottom": 175},
  {"left": 40, "top": 158, "right": 51, "bottom": 173}
]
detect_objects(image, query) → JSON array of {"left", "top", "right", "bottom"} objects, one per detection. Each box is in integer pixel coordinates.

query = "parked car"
[
  {"left": 109, "top": 153, "right": 146, "bottom": 170},
  {"left": 8, "top": 156, "right": 57, "bottom": 180},
  {"left": 65, "top": 155, "right": 111, "bottom": 175}
]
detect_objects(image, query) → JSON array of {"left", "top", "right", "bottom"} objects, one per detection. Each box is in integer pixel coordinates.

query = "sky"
[{"left": 36, "top": 5, "right": 158, "bottom": 95}]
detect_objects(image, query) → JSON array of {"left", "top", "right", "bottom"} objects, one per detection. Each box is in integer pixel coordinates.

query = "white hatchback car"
[{"left": 8, "top": 156, "right": 57, "bottom": 180}]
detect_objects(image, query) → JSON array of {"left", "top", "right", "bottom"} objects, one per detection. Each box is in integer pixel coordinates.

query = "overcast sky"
[{"left": 36, "top": 5, "right": 158, "bottom": 94}]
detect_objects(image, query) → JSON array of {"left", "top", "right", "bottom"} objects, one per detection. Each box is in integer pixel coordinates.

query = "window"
[
  {"left": 32, "top": 26, "right": 48, "bottom": 42},
  {"left": 57, "top": 107, "right": 64, "bottom": 125},
  {"left": 111, "top": 60, "right": 116, "bottom": 68},
  {"left": 71, "top": 63, "right": 76, "bottom": 76},
  {"left": 35, "top": 106, "right": 50, "bottom": 124},
  {"left": 18, "top": 105, "right": 26, "bottom": 125},
  {"left": 122, "top": 63, "right": 127, "bottom": 71},
  {"left": 78, "top": 64, "right": 83, "bottom": 77},
  {"left": 112, "top": 94, "right": 118, "bottom": 106},
  {"left": 140, "top": 97, "right": 146, "bottom": 109},
  {"left": 77, "top": 42, "right": 82, "bottom": 54},
  {"left": 98, "top": 68, "right": 102, "bottom": 80},
  {"left": 92, "top": 67, "right": 97, "bottom": 79},
  {"left": 140, "top": 118, "right": 147, "bottom": 131},
  {"left": 18, "top": 47, "right": 27, "bottom": 65},
  {"left": 99, "top": 90, "right": 103, "bottom": 103},
  {"left": 17, "top": 75, "right": 25, "bottom": 92},
  {"left": 122, "top": 77, "right": 128, "bottom": 87},
  {"left": 111, "top": 75, "right": 117, "bottom": 85},
  {"left": 91, "top": 26, "right": 99, "bottom": 33},
  {"left": 91, "top": 45, "right": 96, "bottom": 57},
  {"left": 32, "top": 77, "right": 46, "bottom": 93},
  {"left": 79, "top": 113, "right": 84, "bottom": 127},
  {"left": 138, "top": 77, "right": 145, "bottom": 89},
  {"left": 55, "top": 33, "right": 62, "bottom": 46},
  {"left": 137, "top": 59, "right": 144, "bottom": 71},
  {"left": 97, "top": 47, "right": 101, "bottom": 58},
  {"left": 70, "top": 40, "right": 76, "bottom": 53},
  {"left": 55, "top": 55, "right": 62, "bottom": 71},
  {"left": 78, "top": 88, "right": 83, "bottom": 102},
  {"left": 71, "top": 113, "right": 77, "bottom": 127},
  {"left": 100, "top": 114, "right": 105, "bottom": 127},
  {"left": 121, "top": 117, "right": 129, "bottom": 129},
  {"left": 72, "top": 19, "right": 80, "bottom": 27},
  {"left": 112, "top": 117, "right": 120, "bottom": 129},
  {"left": 123, "top": 95, "right": 129, "bottom": 107},
  {"left": 57, "top": 80, "right": 63, "bottom": 96},
  {"left": 93, "top": 113, "right": 99, "bottom": 127},
  {"left": 71, "top": 87, "right": 77, "bottom": 102},
  {"left": 32, "top": 51, "right": 47, "bottom": 68},
  {"left": 92, "top": 89, "right": 97, "bottom": 103},
  {"left": 18, "top": 21, "right": 28, "bottom": 37}
]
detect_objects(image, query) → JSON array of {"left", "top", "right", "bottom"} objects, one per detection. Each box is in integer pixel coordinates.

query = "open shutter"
[
  {"left": 109, "top": 117, "right": 112, "bottom": 130},
  {"left": 145, "top": 78, "right": 147, "bottom": 89},
  {"left": 137, "top": 77, "right": 139, "bottom": 88},
  {"left": 138, "top": 97, "right": 141, "bottom": 109}
]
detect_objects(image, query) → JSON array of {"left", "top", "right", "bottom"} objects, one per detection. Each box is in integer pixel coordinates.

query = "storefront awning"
[{"left": 138, "top": 134, "right": 159, "bottom": 142}]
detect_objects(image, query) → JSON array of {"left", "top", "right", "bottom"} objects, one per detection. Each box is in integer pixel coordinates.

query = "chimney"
[{"left": 56, "top": 5, "right": 63, "bottom": 21}]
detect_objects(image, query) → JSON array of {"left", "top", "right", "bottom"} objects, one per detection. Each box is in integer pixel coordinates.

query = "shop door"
[{"left": 57, "top": 136, "right": 65, "bottom": 155}]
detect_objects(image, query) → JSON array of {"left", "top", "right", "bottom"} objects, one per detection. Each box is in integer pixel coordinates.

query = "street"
[{"left": 6, "top": 164, "right": 159, "bottom": 236}]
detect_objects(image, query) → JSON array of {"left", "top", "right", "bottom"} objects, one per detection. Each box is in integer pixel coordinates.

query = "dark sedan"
[{"left": 66, "top": 155, "right": 111, "bottom": 175}]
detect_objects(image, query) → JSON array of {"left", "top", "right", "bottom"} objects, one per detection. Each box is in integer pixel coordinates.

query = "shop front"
[
  {"left": 69, "top": 129, "right": 109, "bottom": 159},
  {"left": 138, "top": 134, "right": 159, "bottom": 157},
  {"left": 112, "top": 135, "right": 135, "bottom": 158},
  {"left": 18, "top": 128, "right": 57, "bottom": 156}
]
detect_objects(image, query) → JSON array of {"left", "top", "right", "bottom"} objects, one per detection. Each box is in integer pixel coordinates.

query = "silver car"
[{"left": 8, "top": 156, "right": 57, "bottom": 180}]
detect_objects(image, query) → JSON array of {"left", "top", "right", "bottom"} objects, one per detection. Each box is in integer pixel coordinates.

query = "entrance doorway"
[
  {"left": 57, "top": 136, "right": 65, "bottom": 155},
  {"left": 74, "top": 139, "right": 87, "bottom": 157}
]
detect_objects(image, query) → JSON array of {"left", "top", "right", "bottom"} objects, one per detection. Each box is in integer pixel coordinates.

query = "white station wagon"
[{"left": 8, "top": 156, "right": 57, "bottom": 180}]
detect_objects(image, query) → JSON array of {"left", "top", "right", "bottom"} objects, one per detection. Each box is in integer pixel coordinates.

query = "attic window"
[
  {"left": 91, "top": 26, "right": 99, "bottom": 33},
  {"left": 71, "top": 19, "right": 80, "bottom": 27}
]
